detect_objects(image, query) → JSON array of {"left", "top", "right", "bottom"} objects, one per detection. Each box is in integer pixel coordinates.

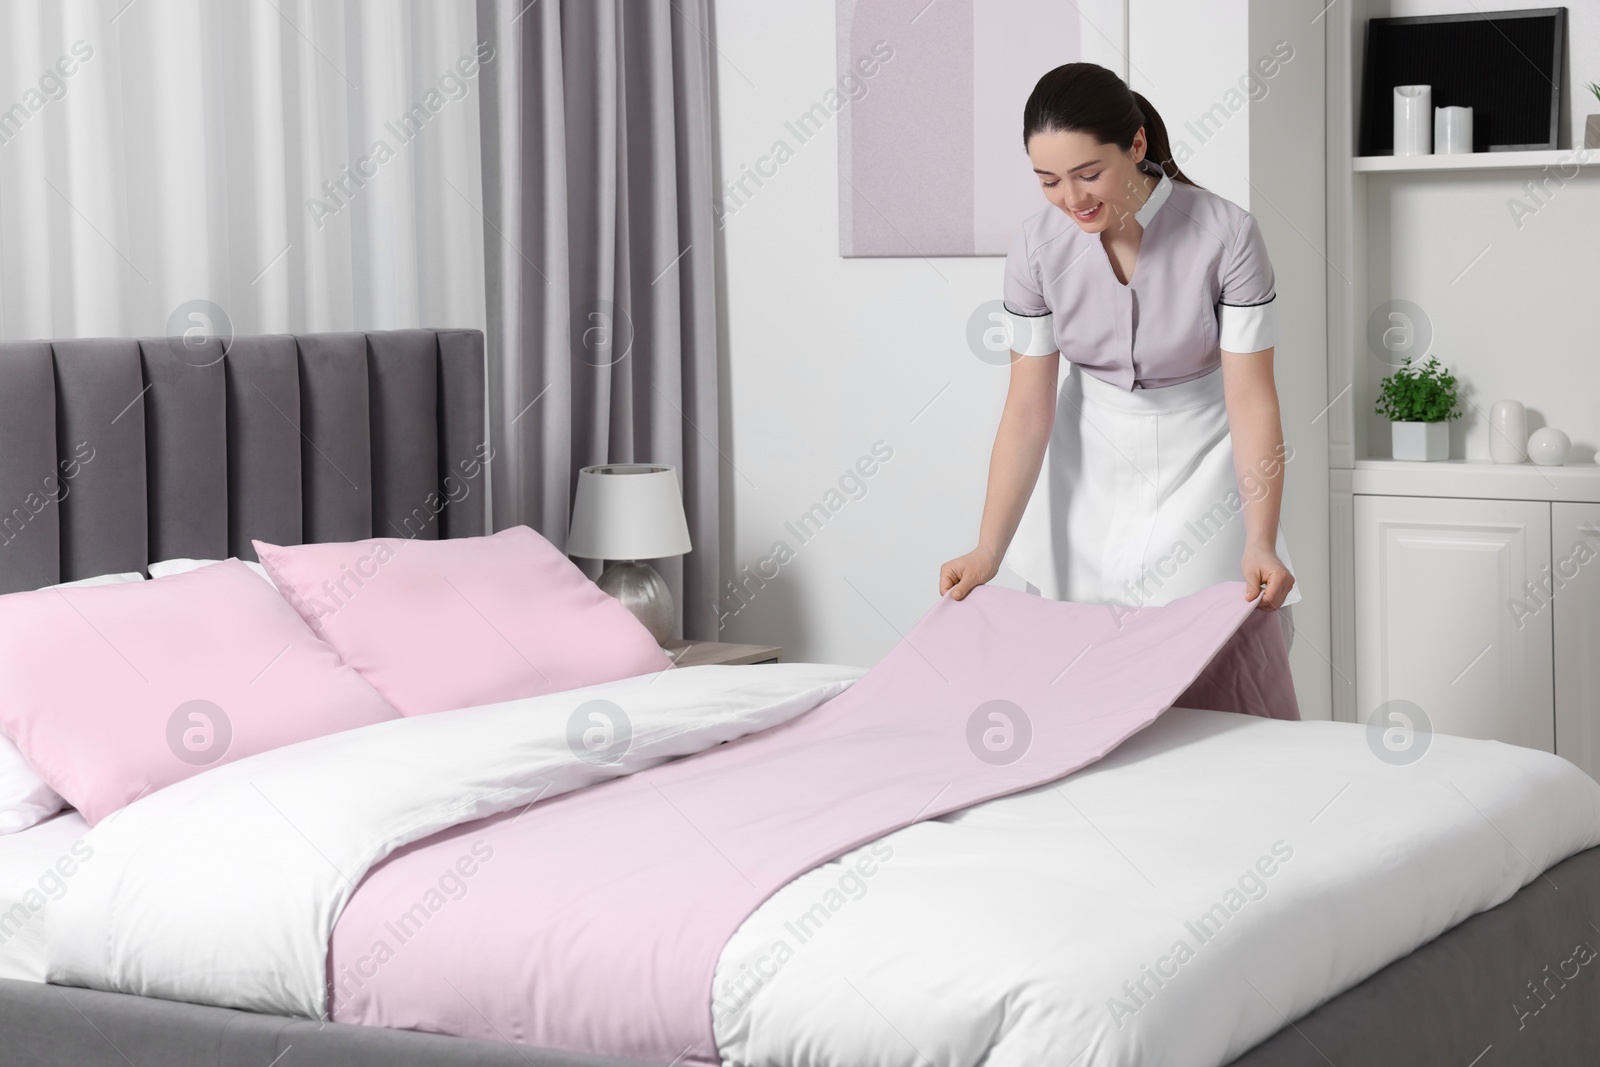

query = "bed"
[{"left": 0, "top": 331, "right": 1597, "bottom": 1067}]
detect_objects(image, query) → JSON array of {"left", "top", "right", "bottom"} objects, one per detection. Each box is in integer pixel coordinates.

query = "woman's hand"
[
  {"left": 1241, "top": 542, "right": 1294, "bottom": 609},
  {"left": 940, "top": 545, "right": 1001, "bottom": 600}
]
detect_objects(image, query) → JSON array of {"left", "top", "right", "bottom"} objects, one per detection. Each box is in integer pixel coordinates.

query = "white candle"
[
  {"left": 1393, "top": 85, "right": 1432, "bottom": 156},
  {"left": 1434, "top": 106, "right": 1473, "bottom": 154}
]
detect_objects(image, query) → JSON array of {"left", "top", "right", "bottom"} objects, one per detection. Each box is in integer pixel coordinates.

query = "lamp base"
[{"left": 596, "top": 560, "right": 675, "bottom": 644}]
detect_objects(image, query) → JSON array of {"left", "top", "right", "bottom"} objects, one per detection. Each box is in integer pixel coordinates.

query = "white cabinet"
[
  {"left": 1554, "top": 503, "right": 1600, "bottom": 780},
  {"left": 1354, "top": 495, "right": 1553, "bottom": 753}
]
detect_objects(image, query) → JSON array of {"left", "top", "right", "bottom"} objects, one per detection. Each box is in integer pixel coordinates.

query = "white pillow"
[
  {"left": 149, "top": 557, "right": 275, "bottom": 586},
  {"left": 0, "top": 571, "right": 146, "bottom": 833},
  {"left": 0, "top": 737, "right": 66, "bottom": 834},
  {"left": 54, "top": 571, "right": 145, "bottom": 588}
]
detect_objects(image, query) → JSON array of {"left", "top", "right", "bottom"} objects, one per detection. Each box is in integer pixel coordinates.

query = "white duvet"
[
  {"left": 35, "top": 664, "right": 1600, "bottom": 1067},
  {"left": 714, "top": 705, "right": 1600, "bottom": 1066},
  {"left": 0, "top": 810, "right": 91, "bottom": 982}
]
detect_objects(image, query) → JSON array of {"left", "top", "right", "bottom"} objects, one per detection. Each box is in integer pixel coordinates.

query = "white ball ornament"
[{"left": 1526, "top": 427, "right": 1571, "bottom": 467}]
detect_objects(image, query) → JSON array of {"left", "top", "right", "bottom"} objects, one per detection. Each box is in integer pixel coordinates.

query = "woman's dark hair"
[{"left": 1022, "top": 62, "right": 1199, "bottom": 188}]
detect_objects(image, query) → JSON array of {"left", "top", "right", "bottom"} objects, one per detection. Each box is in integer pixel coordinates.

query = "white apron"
[{"left": 1003, "top": 361, "right": 1301, "bottom": 613}]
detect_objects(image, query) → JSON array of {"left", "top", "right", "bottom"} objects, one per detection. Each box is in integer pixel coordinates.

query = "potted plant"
[
  {"left": 1587, "top": 81, "right": 1600, "bottom": 150},
  {"left": 1375, "top": 355, "right": 1461, "bottom": 461}
]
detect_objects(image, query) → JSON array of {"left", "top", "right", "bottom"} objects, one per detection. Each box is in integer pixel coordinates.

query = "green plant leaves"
[{"left": 1374, "top": 355, "right": 1461, "bottom": 423}]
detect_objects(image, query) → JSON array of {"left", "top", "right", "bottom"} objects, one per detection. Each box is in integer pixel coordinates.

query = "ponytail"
[{"left": 1023, "top": 64, "right": 1200, "bottom": 188}]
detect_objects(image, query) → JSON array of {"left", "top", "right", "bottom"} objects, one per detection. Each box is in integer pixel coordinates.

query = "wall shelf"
[
  {"left": 1353, "top": 147, "right": 1600, "bottom": 173},
  {"left": 1326, "top": 0, "right": 1600, "bottom": 729}
]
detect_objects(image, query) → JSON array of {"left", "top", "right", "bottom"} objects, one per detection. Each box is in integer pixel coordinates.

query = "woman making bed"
[{"left": 941, "top": 62, "right": 1300, "bottom": 651}]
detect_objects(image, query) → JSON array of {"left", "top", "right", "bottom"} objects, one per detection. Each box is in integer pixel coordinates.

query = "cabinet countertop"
[{"left": 1348, "top": 459, "right": 1600, "bottom": 503}]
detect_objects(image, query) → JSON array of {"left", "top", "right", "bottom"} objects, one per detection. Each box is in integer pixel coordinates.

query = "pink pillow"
[
  {"left": 0, "top": 560, "right": 399, "bottom": 825},
  {"left": 253, "top": 526, "right": 673, "bottom": 716}
]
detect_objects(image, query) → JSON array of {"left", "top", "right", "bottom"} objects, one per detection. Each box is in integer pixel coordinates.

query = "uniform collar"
[{"left": 1133, "top": 158, "right": 1172, "bottom": 228}]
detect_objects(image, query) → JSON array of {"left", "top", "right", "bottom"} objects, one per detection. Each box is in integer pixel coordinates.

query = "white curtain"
[{"left": 0, "top": 0, "right": 486, "bottom": 342}]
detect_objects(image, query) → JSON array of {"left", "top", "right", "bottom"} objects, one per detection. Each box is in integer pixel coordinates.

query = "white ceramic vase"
[
  {"left": 1392, "top": 421, "right": 1449, "bottom": 461},
  {"left": 1394, "top": 86, "right": 1432, "bottom": 156},
  {"left": 1488, "top": 400, "right": 1528, "bottom": 463}
]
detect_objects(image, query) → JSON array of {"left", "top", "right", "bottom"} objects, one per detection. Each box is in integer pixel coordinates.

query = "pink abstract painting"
[{"left": 837, "top": 0, "right": 1128, "bottom": 257}]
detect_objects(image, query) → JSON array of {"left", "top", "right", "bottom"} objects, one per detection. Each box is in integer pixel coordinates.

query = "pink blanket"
[{"left": 328, "top": 581, "right": 1297, "bottom": 1062}]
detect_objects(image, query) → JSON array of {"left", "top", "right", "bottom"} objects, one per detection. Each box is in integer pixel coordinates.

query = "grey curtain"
[{"left": 476, "top": 0, "right": 721, "bottom": 640}]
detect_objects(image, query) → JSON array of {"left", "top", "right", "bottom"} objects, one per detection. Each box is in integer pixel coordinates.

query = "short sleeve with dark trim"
[
  {"left": 1002, "top": 224, "right": 1059, "bottom": 357},
  {"left": 1217, "top": 212, "right": 1278, "bottom": 353}
]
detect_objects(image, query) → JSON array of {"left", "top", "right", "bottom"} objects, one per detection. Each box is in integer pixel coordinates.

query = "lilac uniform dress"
[{"left": 999, "top": 158, "right": 1301, "bottom": 644}]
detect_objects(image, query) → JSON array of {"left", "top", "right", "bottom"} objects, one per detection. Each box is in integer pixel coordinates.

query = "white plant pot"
[{"left": 1392, "top": 421, "right": 1449, "bottom": 461}]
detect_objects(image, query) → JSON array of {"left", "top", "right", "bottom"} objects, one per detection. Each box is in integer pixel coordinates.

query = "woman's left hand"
[{"left": 1241, "top": 543, "right": 1294, "bottom": 609}]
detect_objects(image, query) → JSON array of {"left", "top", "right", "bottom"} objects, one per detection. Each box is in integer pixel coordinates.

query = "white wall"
[
  {"left": 1129, "top": 0, "right": 1250, "bottom": 202},
  {"left": 710, "top": 0, "right": 1331, "bottom": 717}
]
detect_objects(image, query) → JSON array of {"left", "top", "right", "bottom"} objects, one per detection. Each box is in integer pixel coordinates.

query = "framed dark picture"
[{"left": 1359, "top": 7, "right": 1565, "bottom": 154}]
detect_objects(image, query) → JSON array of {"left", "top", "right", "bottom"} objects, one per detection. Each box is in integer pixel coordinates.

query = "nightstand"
[{"left": 661, "top": 639, "right": 782, "bottom": 667}]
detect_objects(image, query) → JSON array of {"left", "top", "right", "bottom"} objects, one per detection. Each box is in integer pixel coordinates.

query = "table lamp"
[{"left": 565, "top": 463, "right": 692, "bottom": 643}]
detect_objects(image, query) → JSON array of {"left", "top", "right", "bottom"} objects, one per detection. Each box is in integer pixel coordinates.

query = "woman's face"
[{"left": 1027, "top": 127, "right": 1149, "bottom": 234}]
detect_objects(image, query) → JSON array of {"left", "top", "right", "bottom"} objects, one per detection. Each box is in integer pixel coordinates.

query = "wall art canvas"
[{"left": 837, "top": 0, "right": 1129, "bottom": 257}]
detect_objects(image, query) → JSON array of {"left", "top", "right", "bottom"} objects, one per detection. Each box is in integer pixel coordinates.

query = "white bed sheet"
[{"left": 0, "top": 810, "right": 91, "bottom": 982}]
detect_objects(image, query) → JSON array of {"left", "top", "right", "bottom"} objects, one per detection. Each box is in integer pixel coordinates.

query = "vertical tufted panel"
[
  {"left": 51, "top": 339, "right": 150, "bottom": 580},
  {"left": 0, "top": 329, "right": 486, "bottom": 592},
  {"left": 0, "top": 343, "right": 63, "bottom": 592},
  {"left": 296, "top": 334, "right": 373, "bottom": 544},
  {"left": 140, "top": 339, "right": 229, "bottom": 563},
  {"left": 225, "top": 336, "right": 304, "bottom": 559},
  {"left": 437, "top": 328, "right": 488, "bottom": 539},
  {"left": 366, "top": 330, "right": 440, "bottom": 540}
]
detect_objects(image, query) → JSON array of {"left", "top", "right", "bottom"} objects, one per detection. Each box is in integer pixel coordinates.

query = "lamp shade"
[{"left": 566, "top": 464, "right": 692, "bottom": 561}]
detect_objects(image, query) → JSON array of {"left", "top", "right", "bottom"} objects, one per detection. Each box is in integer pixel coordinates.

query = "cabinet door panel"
[
  {"left": 1554, "top": 502, "right": 1600, "bottom": 780},
  {"left": 1354, "top": 495, "right": 1553, "bottom": 752}
]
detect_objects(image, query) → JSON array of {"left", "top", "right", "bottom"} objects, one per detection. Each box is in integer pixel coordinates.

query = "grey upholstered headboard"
[{"left": 0, "top": 329, "right": 487, "bottom": 594}]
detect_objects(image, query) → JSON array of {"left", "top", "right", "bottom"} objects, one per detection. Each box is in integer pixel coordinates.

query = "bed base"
[
  {"left": 5, "top": 845, "right": 1596, "bottom": 1067},
  {"left": 1229, "top": 840, "right": 1600, "bottom": 1065}
]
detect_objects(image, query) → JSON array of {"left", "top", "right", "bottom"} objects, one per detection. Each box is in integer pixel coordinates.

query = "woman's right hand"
[{"left": 939, "top": 545, "right": 1000, "bottom": 600}]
